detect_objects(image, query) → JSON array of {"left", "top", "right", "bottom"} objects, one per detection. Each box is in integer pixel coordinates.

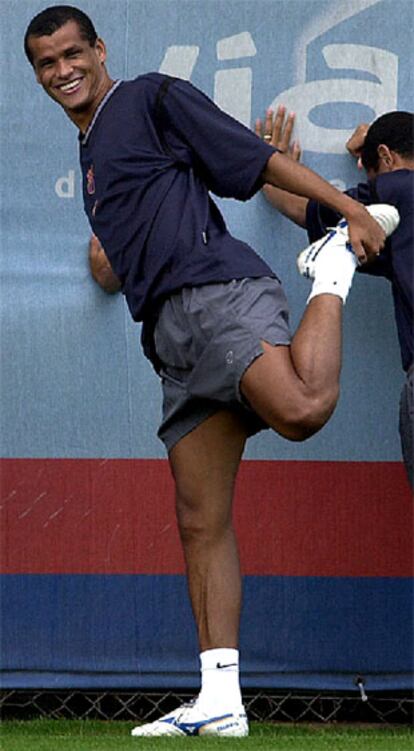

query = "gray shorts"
[{"left": 152, "top": 277, "right": 291, "bottom": 451}]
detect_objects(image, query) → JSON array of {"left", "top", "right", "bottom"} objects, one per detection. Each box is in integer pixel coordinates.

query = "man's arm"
[
  {"left": 346, "top": 123, "right": 370, "bottom": 168},
  {"left": 89, "top": 234, "right": 122, "bottom": 294},
  {"left": 258, "top": 111, "right": 384, "bottom": 262}
]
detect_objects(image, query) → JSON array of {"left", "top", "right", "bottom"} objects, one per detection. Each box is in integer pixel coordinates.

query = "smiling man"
[
  {"left": 25, "top": 8, "right": 112, "bottom": 130},
  {"left": 23, "top": 5, "right": 398, "bottom": 739}
]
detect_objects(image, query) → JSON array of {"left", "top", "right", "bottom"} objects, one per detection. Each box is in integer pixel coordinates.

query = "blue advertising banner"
[{"left": 1, "top": 0, "right": 413, "bottom": 691}]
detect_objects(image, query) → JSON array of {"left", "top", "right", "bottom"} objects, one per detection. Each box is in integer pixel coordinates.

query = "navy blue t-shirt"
[
  {"left": 79, "top": 73, "right": 276, "bottom": 324},
  {"left": 306, "top": 170, "right": 413, "bottom": 372}
]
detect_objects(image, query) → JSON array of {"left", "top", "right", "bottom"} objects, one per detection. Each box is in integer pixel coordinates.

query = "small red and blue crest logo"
[{"left": 86, "top": 164, "right": 96, "bottom": 195}]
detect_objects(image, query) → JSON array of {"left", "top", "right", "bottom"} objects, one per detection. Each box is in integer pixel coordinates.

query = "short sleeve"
[
  {"left": 305, "top": 182, "right": 373, "bottom": 242},
  {"left": 305, "top": 200, "right": 342, "bottom": 243},
  {"left": 160, "top": 78, "right": 276, "bottom": 200},
  {"left": 306, "top": 181, "right": 391, "bottom": 279}
]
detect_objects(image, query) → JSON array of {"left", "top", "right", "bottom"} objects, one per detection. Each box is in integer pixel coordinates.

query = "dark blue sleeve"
[
  {"left": 365, "top": 170, "right": 414, "bottom": 283},
  {"left": 305, "top": 180, "right": 391, "bottom": 278},
  {"left": 305, "top": 182, "right": 374, "bottom": 242},
  {"left": 305, "top": 200, "right": 342, "bottom": 243},
  {"left": 160, "top": 78, "right": 276, "bottom": 200}
]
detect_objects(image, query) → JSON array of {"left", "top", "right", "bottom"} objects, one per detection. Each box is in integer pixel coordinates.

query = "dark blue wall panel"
[{"left": 1, "top": 575, "right": 412, "bottom": 690}]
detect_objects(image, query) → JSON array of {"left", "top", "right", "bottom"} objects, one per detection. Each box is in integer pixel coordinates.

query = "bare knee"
[
  {"left": 241, "top": 342, "right": 341, "bottom": 442},
  {"left": 175, "top": 488, "right": 231, "bottom": 547},
  {"left": 168, "top": 410, "right": 246, "bottom": 545},
  {"left": 268, "top": 385, "right": 340, "bottom": 442}
]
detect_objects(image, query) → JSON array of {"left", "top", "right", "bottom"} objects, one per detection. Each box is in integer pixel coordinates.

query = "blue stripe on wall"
[{"left": 1, "top": 574, "right": 412, "bottom": 690}]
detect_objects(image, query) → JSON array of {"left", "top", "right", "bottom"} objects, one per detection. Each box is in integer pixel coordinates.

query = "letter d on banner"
[{"left": 55, "top": 170, "right": 75, "bottom": 198}]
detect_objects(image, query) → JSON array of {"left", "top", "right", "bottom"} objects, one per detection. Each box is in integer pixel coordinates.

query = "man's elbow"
[
  {"left": 88, "top": 235, "right": 122, "bottom": 294},
  {"left": 92, "top": 265, "right": 122, "bottom": 294}
]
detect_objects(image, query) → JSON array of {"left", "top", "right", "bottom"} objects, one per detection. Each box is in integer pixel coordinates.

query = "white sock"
[
  {"left": 197, "top": 648, "right": 242, "bottom": 712},
  {"left": 307, "top": 203, "right": 400, "bottom": 305},
  {"left": 307, "top": 237, "right": 358, "bottom": 305}
]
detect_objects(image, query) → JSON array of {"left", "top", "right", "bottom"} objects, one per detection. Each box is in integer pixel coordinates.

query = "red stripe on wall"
[{"left": 0, "top": 458, "right": 412, "bottom": 576}]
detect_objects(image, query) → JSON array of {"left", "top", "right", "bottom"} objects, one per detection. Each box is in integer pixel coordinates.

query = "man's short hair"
[
  {"left": 24, "top": 5, "right": 98, "bottom": 66},
  {"left": 361, "top": 111, "right": 414, "bottom": 171}
]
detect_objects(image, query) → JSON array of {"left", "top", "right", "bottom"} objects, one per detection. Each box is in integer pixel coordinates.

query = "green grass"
[{"left": 0, "top": 720, "right": 412, "bottom": 751}]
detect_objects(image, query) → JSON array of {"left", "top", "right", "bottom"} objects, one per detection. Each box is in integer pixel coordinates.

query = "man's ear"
[
  {"left": 377, "top": 144, "right": 394, "bottom": 170},
  {"left": 95, "top": 37, "right": 106, "bottom": 64}
]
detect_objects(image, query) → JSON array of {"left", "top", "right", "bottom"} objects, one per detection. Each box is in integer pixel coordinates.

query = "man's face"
[{"left": 28, "top": 21, "right": 110, "bottom": 123}]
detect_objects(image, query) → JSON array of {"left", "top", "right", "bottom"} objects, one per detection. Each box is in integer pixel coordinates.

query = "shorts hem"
[
  {"left": 235, "top": 335, "right": 291, "bottom": 404},
  {"left": 158, "top": 404, "right": 221, "bottom": 453}
]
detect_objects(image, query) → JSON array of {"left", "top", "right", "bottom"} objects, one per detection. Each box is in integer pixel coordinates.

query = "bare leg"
[
  {"left": 241, "top": 293, "right": 342, "bottom": 441},
  {"left": 131, "top": 411, "right": 249, "bottom": 735},
  {"left": 169, "top": 410, "right": 248, "bottom": 651}
]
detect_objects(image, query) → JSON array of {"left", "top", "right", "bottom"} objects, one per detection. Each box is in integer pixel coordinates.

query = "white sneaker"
[
  {"left": 131, "top": 699, "right": 249, "bottom": 737},
  {"left": 297, "top": 203, "right": 400, "bottom": 279}
]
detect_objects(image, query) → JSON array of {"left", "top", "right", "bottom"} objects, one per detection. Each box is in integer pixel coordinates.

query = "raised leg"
[
  {"left": 243, "top": 202, "right": 401, "bottom": 442},
  {"left": 241, "top": 293, "right": 343, "bottom": 441}
]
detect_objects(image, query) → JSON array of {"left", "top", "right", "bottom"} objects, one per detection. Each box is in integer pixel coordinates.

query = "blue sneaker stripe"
[
  {"left": 161, "top": 712, "right": 234, "bottom": 736},
  {"left": 313, "top": 229, "right": 337, "bottom": 257}
]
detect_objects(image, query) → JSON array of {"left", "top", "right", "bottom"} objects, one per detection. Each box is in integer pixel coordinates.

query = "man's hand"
[
  {"left": 262, "top": 149, "right": 385, "bottom": 262},
  {"left": 255, "top": 106, "right": 307, "bottom": 227},
  {"left": 346, "top": 123, "right": 370, "bottom": 169},
  {"left": 344, "top": 202, "right": 386, "bottom": 263},
  {"left": 88, "top": 234, "right": 122, "bottom": 294},
  {"left": 255, "top": 105, "right": 301, "bottom": 161}
]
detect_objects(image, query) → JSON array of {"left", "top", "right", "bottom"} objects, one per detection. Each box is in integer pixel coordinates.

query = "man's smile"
[{"left": 55, "top": 76, "right": 84, "bottom": 95}]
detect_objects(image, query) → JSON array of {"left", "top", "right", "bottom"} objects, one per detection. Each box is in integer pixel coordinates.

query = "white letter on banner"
[
  {"left": 214, "top": 33, "right": 256, "bottom": 126},
  {"left": 269, "top": 45, "right": 398, "bottom": 153},
  {"left": 159, "top": 46, "right": 199, "bottom": 79},
  {"left": 55, "top": 170, "right": 75, "bottom": 198},
  {"left": 217, "top": 31, "right": 257, "bottom": 60},
  {"left": 214, "top": 68, "right": 252, "bottom": 127}
]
